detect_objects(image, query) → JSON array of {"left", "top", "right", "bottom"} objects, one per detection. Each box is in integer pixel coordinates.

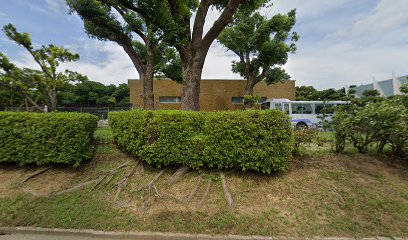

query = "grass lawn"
[{"left": 0, "top": 128, "right": 407, "bottom": 237}]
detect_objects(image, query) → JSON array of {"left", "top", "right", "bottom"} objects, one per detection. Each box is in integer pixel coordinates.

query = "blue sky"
[{"left": 1, "top": 0, "right": 407, "bottom": 89}]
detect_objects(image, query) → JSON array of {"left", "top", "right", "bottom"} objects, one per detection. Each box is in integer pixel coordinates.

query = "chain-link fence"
[{"left": 1, "top": 104, "right": 133, "bottom": 120}]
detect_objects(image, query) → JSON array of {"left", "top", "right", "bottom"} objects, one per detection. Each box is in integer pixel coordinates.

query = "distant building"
[
  {"left": 129, "top": 79, "right": 296, "bottom": 111},
  {"left": 353, "top": 74, "right": 408, "bottom": 98}
]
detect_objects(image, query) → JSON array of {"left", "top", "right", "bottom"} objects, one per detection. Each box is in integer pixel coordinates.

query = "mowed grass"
[{"left": 0, "top": 128, "right": 407, "bottom": 237}]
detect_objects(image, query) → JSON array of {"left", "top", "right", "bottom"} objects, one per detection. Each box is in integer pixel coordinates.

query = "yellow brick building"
[{"left": 129, "top": 79, "right": 295, "bottom": 111}]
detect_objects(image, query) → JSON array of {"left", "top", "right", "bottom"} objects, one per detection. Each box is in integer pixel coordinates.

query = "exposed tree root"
[
  {"left": 54, "top": 179, "right": 98, "bottom": 195},
  {"left": 154, "top": 186, "right": 185, "bottom": 203},
  {"left": 114, "top": 163, "right": 138, "bottom": 202},
  {"left": 200, "top": 178, "right": 212, "bottom": 205},
  {"left": 220, "top": 172, "right": 233, "bottom": 208},
  {"left": 140, "top": 162, "right": 145, "bottom": 174},
  {"left": 168, "top": 166, "right": 189, "bottom": 185},
  {"left": 136, "top": 169, "right": 165, "bottom": 193},
  {"left": 97, "top": 162, "right": 129, "bottom": 190},
  {"left": 186, "top": 176, "right": 202, "bottom": 202},
  {"left": 20, "top": 166, "right": 52, "bottom": 184}
]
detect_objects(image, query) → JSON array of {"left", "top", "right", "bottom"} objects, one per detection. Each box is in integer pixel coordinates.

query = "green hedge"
[
  {"left": 0, "top": 112, "right": 98, "bottom": 166},
  {"left": 109, "top": 110, "right": 293, "bottom": 173}
]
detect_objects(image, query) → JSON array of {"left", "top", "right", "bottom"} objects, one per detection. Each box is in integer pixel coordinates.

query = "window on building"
[
  {"left": 232, "top": 97, "right": 244, "bottom": 104},
  {"left": 159, "top": 96, "right": 181, "bottom": 103}
]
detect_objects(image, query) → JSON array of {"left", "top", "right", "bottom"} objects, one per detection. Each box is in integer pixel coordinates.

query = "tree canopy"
[
  {"left": 67, "top": 0, "right": 182, "bottom": 110},
  {"left": 218, "top": 7, "right": 298, "bottom": 108},
  {"left": 295, "top": 86, "right": 351, "bottom": 101},
  {"left": 93, "top": 0, "right": 269, "bottom": 110},
  {"left": 58, "top": 81, "right": 130, "bottom": 106}
]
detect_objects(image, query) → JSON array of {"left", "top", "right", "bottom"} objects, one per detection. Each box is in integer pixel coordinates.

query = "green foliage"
[
  {"left": 295, "top": 86, "right": 350, "bottom": 101},
  {"left": 218, "top": 8, "right": 297, "bottom": 88},
  {"left": 400, "top": 83, "right": 408, "bottom": 94},
  {"left": 58, "top": 81, "right": 130, "bottom": 106},
  {"left": 362, "top": 89, "right": 380, "bottom": 97},
  {"left": 333, "top": 98, "right": 408, "bottom": 156},
  {"left": 243, "top": 95, "right": 261, "bottom": 109},
  {"left": 0, "top": 112, "right": 98, "bottom": 166},
  {"left": 66, "top": 0, "right": 182, "bottom": 82},
  {"left": 1, "top": 24, "right": 87, "bottom": 111},
  {"left": 293, "top": 128, "right": 319, "bottom": 155},
  {"left": 109, "top": 110, "right": 293, "bottom": 173}
]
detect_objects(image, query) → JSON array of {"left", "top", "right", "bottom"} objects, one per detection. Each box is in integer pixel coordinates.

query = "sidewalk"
[{"left": 0, "top": 227, "right": 404, "bottom": 240}]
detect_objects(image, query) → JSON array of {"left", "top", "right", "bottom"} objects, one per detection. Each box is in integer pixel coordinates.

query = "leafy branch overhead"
[
  {"left": 66, "top": 0, "right": 183, "bottom": 110},
  {"left": 0, "top": 24, "right": 87, "bottom": 112}
]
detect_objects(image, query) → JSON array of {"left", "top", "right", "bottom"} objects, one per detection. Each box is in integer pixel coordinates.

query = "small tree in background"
[
  {"left": 362, "top": 89, "right": 380, "bottom": 98},
  {"left": 218, "top": 7, "right": 298, "bottom": 109},
  {"left": 1, "top": 24, "right": 87, "bottom": 112},
  {"left": 0, "top": 53, "right": 41, "bottom": 111},
  {"left": 401, "top": 83, "right": 408, "bottom": 94}
]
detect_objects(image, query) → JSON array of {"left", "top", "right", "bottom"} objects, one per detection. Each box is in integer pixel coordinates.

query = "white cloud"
[
  {"left": 11, "top": 39, "right": 138, "bottom": 86},
  {"left": 64, "top": 40, "right": 138, "bottom": 85},
  {"left": 9, "top": 0, "right": 408, "bottom": 90},
  {"left": 269, "top": 0, "right": 408, "bottom": 89},
  {"left": 327, "top": 0, "right": 408, "bottom": 41},
  {"left": 44, "top": 0, "right": 67, "bottom": 13},
  {"left": 202, "top": 43, "right": 241, "bottom": 79}
]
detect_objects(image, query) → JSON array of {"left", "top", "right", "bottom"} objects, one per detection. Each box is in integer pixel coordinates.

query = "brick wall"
[{"left": 129, "top": 79, "right": 295, "bottom": 111}]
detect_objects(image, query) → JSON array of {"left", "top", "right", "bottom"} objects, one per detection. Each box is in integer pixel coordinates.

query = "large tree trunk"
[
  {"left": 181, "top": 55, "right": 205, "bottom": 111},
  {"left": 50, "top": 89, "right": 57, "bottom": 112},
  {"left": 244, "top": 78, "right": 256, "bottom": 110},
  {"left": 122, "top": 40, "right": 154, "bottom": 110},
  {"left": 143, "top": 43, "right": 155, "bottom": 110}
]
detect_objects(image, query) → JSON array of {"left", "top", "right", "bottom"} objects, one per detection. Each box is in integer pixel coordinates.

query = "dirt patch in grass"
[{"left": 0, "top": 129, "right": 407, "bottom": 237}]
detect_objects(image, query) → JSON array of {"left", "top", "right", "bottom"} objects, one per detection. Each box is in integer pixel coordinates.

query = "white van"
[{"left": 260, "top": 98, "right": 348, "bottom": 128}]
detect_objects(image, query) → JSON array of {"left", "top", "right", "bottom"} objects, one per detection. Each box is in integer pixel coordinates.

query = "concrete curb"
[{"left": 0, "top": 227, "right": 405, "bottom": 240}]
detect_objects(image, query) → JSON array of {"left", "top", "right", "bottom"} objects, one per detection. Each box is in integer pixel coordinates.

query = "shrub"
[
  {"left": 0, "top": 112, "right": 98, "bottom": 166},
  {"left": 333, "top": 98, "right": 408, "bottom": 156},
  {"left": 109, "top": 110, "right": 293, "bottom": 173},
  {"left": 293, "top": 128, "right": 318, "bottom": 155}
]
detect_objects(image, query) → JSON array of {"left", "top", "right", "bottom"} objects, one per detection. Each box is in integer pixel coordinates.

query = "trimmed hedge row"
[
  {"left": 0, "top": 112, "right": 98, "bottom": 166},
  {"left": 109, "top": 110, "right": 293, "bottom": 173}
]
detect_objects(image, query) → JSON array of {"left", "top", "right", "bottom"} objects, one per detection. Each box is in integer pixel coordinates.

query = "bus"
[{"left": 260, "top": 98, "right": 349, "bottom": 129}]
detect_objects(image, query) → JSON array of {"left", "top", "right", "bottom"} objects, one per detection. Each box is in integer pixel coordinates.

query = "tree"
[
  {"left": 218, "top": 8, "right": 298, "bottom": 109},
  {"left": 400, "top": 82, "right": 408, "bottom": 94},
  {"left": 295, "top": 86, "right": 318, "bottom": 101},
  {"left": 0, "top": 52, "right": 57, "bottom": 111},
  {"left": 295, "top": 86, "right": 349, "bottom": 101},
  {"left": 2, "top": 24, "right": 87, "bottom": 111},
  {"left": 362, "top": 89, "right": 380, "bottom": 98},
  {"left": 58, "top": 80, "right": 130, "bottom": 106},
  {"left": 66, "top": 0, "right": 181, "bottom": 110},
  {"left": 104, "top": 0, "right": 267, "bottom": 110}
]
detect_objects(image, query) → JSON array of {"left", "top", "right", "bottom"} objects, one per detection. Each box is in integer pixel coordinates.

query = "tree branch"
[
  {"left": 25, "top": 94, "right": 44, "bottom": 112},
  {"left": 111, "top": 4, "right": 147, "bottom": 42},
  {"left": 121, "top": 39, "right": 146, "bottom": 75},
  {"left": 201, "top": 0, "right": 243, "bottom": 54},
  {"left": 191, "top": 0, "right": 212, "bottom": 48},
  {"left": 257, "top": 67, "right": 269, "bottom": 83}
]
